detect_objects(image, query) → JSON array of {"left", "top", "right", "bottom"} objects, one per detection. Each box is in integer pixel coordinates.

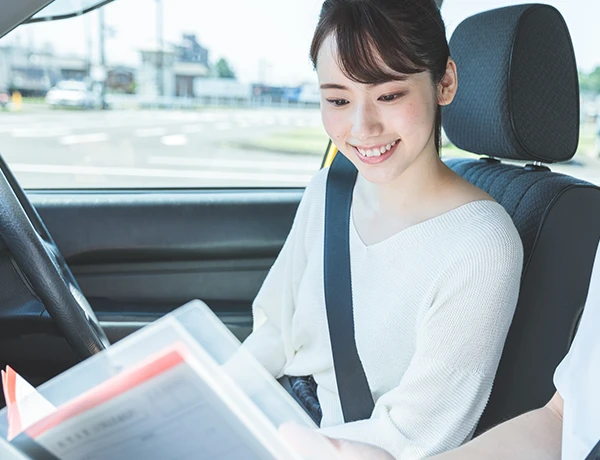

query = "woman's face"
[{"left": 317, "top": 34, "right": 442, "bottom": 185}]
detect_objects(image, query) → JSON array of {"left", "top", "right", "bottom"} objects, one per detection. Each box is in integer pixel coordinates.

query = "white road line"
[
  {"left": 59, "top": 133, "right": 109, "bottom": 145},
  {"left": 181, "top": 124, "right": 205, "bottom": 133},
  {"left": 134, "top": 127, "right": 168, "bottom": 137},
  {"left": 0, "top": 121, "right": 42, "bottom": 130},
  {"left": 10, "top": 128, "right": 71, "bottom": 138},
  {"left": 136, "top": 112, "right": 204, "bottom": 122},
  {"left": 149, "top": 156, "right": 320, "bottom": 172},
  {"left": 10, "top": 163, "right": 314, "bottom": 183},
  {"left": 196, "top": 113, "right": 224, "bottom": 122},
  {"left": 160, "top": 134, "right": 188, "bottom": 146},
  {"left": 214, "top": 122, "right": 232, "bottom": 131}
]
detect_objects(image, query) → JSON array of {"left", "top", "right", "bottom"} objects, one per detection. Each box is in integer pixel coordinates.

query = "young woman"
[{"left": 243, "top": 0, "right": 524, "bottom": 458}]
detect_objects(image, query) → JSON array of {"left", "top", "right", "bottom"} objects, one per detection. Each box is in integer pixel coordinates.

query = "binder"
[{"left": 0, "top": 300, "right": 315, "bottom": 459}]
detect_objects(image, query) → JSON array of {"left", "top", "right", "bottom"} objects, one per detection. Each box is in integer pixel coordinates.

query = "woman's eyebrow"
[
  {"left": 368, "top": 76, "right": 409, "bottom": 87},
  {"left": 320, "top": 77, "right": 409, "bottom": 91},
  {"left": 320, "top": 74, "right": 411, "bottom": 91},
  {"left": 320, "top": 83, "right": 349, "bottom": 90}
]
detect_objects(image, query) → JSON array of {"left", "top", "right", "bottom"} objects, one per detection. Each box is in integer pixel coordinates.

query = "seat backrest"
[{"left": 442, "top": 4, "right": 600, "bottom": 433}]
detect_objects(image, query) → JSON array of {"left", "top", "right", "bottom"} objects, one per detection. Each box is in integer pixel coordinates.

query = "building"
[
  {"left": 0, "top": 46, "right": 88, "bottom": 96},
  {"left": 106, "top": 67, "right": 136, "bottom": 94},
  {"left": 137, "top": 34, "right": 210, "bottom": 98},
  {"left": 176, "top": 34, "right": 209, "bottom": 67}
]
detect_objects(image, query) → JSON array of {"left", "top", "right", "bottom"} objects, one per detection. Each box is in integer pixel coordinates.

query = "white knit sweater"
[{"left": 243, "top": 168, "right": 523, "bottom": 459}]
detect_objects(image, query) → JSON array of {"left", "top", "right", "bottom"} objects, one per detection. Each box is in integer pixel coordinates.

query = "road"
[
  {"left": 0, "top": 106, "right": 325, "bottom": 189},
  {"left": 1, "top": 105, "right": 600, "bottom": 189}
]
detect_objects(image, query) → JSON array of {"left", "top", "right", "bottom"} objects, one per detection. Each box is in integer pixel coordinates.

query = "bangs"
[{"left": 311, "top": 1, "right": 430, "bottom": 85}]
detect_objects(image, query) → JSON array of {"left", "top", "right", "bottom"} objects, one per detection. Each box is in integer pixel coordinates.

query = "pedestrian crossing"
[
  {"left": 0, "top": 107, "right": 325, "bottom": 187},
  {"left": 0, "top": 108, "right": 322, "bottom": 145}
]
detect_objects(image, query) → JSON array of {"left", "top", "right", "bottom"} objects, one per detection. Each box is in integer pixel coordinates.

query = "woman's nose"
[{"left": 350, "top": 103, "right": 384, "bottom": 141}]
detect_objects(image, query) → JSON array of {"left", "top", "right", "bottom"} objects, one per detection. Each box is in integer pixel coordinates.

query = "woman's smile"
[{"left": 351, "top": 139, "right": 400, "bottom": 165}]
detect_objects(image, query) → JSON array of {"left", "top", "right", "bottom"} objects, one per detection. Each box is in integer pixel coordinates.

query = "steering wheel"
[{"left": 0, "top": 156, "right": 109, "bottom": 359}]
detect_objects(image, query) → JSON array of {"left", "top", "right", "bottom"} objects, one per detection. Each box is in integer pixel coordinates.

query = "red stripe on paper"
[{"left": 26, "top": 345, "right": 188, "bottom": 439}]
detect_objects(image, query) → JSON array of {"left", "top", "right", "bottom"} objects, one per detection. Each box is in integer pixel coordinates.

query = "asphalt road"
[
  {"left": 0, "top": 106, "right": 325, "bottom": 189},
  {"left": 1, "top": 105, "right": 599, "bottom": 189}
]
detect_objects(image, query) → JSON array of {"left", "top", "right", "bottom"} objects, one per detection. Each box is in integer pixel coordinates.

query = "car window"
[
  {"left": 0, "top": 0, "right": 327, "bottom": 189},
  {"left": 441, "top": 0, "right": 600, "bottom": 185}
]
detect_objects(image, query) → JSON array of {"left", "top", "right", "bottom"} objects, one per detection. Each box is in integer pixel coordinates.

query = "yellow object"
[
  {"left": 321, "top": 140, "right": 338, "bottom": 168},
  {"left": 11, "top": 91, "right": 22, "bottom": 111}
]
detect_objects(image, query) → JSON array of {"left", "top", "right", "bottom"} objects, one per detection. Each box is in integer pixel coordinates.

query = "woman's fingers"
[
  {"left": 280, "top": 422, "right": 340, "bottom": 459},
  {"left": 279, "top": 422, "right": 395, "bottom": 460}
]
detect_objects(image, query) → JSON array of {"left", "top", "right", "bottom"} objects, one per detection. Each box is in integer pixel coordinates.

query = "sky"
[{"left": 1, "top": 0, "right": 600, "bottom": 86}]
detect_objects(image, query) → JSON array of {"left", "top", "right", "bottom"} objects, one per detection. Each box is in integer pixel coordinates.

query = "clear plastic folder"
[{"left": 0, "top": 300, "right": 315, "bottom": 460}]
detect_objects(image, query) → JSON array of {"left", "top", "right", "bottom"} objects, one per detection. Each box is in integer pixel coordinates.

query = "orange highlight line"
[
  {"left": 26, "top": 345, "right": 188, "bottom": 439},
  {"left": 6, "top": 366, "right": 23, "bottom": 440}
]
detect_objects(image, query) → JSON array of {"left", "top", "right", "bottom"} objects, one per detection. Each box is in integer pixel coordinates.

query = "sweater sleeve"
[
  {"left": 242, "top": 235, "right": 299, "bottom": 378},
  {"left": 241, "top": 171, "right": 324, "bottom": 378},
  {"left": 319, "top": 229, "right": 523, "bottom": 459}
]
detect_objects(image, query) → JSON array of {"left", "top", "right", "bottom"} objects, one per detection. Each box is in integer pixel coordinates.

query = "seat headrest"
[{"left": 442, "top": 4, "right": 579, "bottom": 163}]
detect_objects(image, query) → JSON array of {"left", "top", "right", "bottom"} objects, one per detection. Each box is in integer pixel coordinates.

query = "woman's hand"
[{"left": 280, "top": 422, "right": 395, "bottom": 460}]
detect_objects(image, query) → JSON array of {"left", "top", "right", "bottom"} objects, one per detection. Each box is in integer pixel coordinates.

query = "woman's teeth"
[{"left": 357, "top": 140, "right": 397, "bottom": 157}]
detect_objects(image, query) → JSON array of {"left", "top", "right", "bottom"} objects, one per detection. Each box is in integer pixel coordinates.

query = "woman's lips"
[{"left": 352, "top": 140, "right": 400, "bottom": 165}]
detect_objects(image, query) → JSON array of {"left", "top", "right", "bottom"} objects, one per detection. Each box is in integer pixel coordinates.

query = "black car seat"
[{"left": 442, "top": 4, "right": 600, "bottom": 433}]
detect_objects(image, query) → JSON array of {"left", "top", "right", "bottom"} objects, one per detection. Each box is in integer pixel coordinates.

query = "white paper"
[{"left": 17, "top": 343, "right": 300, "bottom": 460}]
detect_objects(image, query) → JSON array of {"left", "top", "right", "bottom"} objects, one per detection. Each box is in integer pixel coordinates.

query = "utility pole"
[
  {"left": 156, "top": 0, "right": 164, "bottom": 97},
  {"left": 99, "top": 8, "right": 107, "bottom": 109},
  {"left": 85, "top": 14, "right": 92, "bottom": 77}
]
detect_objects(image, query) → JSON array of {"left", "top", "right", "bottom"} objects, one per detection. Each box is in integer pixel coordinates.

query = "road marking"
[
  {"left": 149, "top": 156, "right": 320, "bottom": 172},
  {"left": 10, "top": 128, "right": 71, "bottom": 138},
  {"left": 196, "top": 113, "right": 223, "bottom": 122},
  {"left": 160, "top": 134, "right": 188, "bottom": 146},
  {"left": 134, "top": 127, "right": 168, "bottom": 137},
  {"left": 59, "top": 133, "right": 109, "bottom": 145},
  {"left": 214, "top": 122, "right": 232, "bottom": 131},
  {"left": 9, "top": 163, "right": 314, "bottom": 183},
  {"left": 181, "top": 124, "right": 204, "bottom": 133}
]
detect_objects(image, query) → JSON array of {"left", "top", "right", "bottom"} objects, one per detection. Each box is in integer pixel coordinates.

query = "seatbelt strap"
[
  {"left": 324, "top": 153, "right": 375, "bottom": 423},
  {"left": 586, "top": 440, "right": 600, "bottom": 460}
]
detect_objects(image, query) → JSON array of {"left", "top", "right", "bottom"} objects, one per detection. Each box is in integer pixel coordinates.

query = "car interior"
[{"left": 0, "top": 0, "right": 598, "bottom": 442}]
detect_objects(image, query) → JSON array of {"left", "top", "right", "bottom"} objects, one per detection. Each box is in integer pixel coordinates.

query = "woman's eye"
[
  {"left": 327, "top": 99, "right": 349, "bottom": 107},
  {"left": 379, "top": 92, "right": 405, "bottom": 102}
]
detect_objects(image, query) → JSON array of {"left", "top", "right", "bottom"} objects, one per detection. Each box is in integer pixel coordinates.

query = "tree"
[
  {"left": 579, "top": 67, "right": 600, "bottom": 94},
  {"left": 214, "top": 58, "right": 236, "bottom": 79}
]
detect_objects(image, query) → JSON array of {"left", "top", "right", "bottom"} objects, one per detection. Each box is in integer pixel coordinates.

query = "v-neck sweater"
[{"left": 243, "top": 167, "right": 523, "bottom": 459}]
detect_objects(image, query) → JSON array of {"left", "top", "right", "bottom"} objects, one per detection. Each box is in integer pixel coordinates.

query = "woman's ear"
[{"left": 437, "top": 58, "right": 458, "bottom": 106}]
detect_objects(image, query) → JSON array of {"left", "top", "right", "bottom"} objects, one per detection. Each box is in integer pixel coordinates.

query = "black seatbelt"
[
  {"left": 324, "top": 152, "right": 375, "bottom": 423},
  {"left": 586, "top": 440, "right": 600, "bottom": 460}
]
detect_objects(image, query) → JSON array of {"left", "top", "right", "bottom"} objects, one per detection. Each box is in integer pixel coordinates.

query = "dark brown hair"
[{"left": 310, "top": 0, "right": 449, "bottom": 151}]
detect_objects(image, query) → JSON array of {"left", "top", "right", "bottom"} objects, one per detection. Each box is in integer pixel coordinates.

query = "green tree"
[
  {"left": 214, "top": 58, "right": 236, "bottom": 79},
  {"left": 579, "top": 67, "right": 600, "bottom": 93}
]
